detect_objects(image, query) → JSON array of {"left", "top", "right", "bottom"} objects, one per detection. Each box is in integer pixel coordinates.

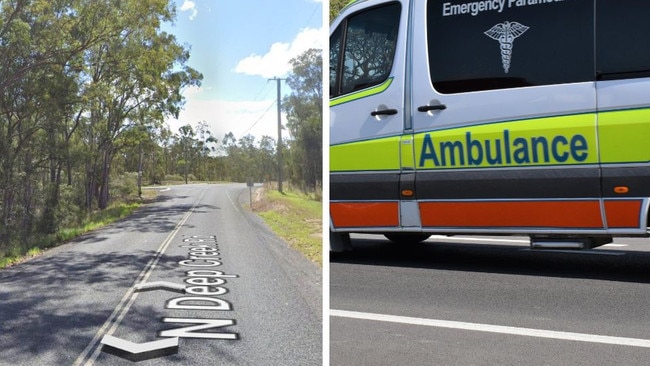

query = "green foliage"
[
  {"left": 208, "top": 48, "right": 323, "bottom": 194},
  {"left": 0, "top": 2, "right": 324, "bottom": 264},
  {"left": 330, "top": 0, "right": 352, "bottom": 22},
  {"left": 219, "top": 132, "right": 278, "bottom": 183},
  {"left": 164, "top": 174, "right": 185, "bottom": 183},
  {"left": 0, "top": 201, "right": 141, "bottom": 268},
  {"left": 0, "top": 0, "right": 201, "bottom": 254},
  {"left": 110, "top": 173, "right": 138, "bottom": 200},
  {"left": 257, "top": 188, "right": 322, "bottom": 266},
  {"left": 56, "top": 184, "right": 86, "bottom": 229},
  {"left": 283, "top": 49, "right": 323, "bottom": 192}
]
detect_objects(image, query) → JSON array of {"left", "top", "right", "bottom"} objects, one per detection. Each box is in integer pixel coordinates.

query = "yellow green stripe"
[
  {"left": 400, "top": 135, "right": 415, "bottom": 169},
  {"left": 330, "top": 78, "right": 393, "bottom": 107},
  {"left": 598, "top": 108, "right": 650, "bottom": 164},
  {"left": 330, "top": 135, "right": 401, "bottom": 172},
  {"left": 415, "top": 114, "right": 599, "bottom": 169},
  {"left": 330, "top": 109, "right": 650, "bottom": 173}
]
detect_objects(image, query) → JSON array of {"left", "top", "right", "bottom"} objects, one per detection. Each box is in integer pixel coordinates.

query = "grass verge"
[
  {"left": 0, "top": 201, "right": 143, "bottom": 269},
  {"left": 253, "top": 187, "right": 322, "bottom": 266}
]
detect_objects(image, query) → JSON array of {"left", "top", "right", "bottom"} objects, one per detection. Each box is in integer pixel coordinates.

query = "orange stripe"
[
  {"left": 330, "top": 202, "right": 399, "bottom": 228},
  {"left": 420, "top": 201, "right": 603, "bottom": 228},
  {"left": 604, "top": 200, "right": 642, "bottom": 228}
]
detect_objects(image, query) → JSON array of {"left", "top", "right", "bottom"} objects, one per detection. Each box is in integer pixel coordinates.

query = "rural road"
[{"left": 0, "top": 184, "right": 321, "bottom": 365}]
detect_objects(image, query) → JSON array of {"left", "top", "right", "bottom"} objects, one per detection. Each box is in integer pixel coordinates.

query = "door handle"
[
  {"left": 371, "top": 108, "right": 398, "bottom": 116},
  {"left": 417, "top": 104, "right": 447, "bottom": 112}
]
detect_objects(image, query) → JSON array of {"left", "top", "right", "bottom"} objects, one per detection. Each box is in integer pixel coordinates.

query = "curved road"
[{"left": 0, "top": 184, "right": 321, "bottom": 365}]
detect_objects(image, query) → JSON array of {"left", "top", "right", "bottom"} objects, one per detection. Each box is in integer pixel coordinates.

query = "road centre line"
[
  {"left": 73, "top": 189, "right": 207, "bottom": 366},
  {"left": 331, "top": 309, "right": 650, "bottom": 348}
]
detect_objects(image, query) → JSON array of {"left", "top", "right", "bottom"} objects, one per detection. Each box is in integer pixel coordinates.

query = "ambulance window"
[
  {"left": 427, "top": 0, "right": 593, "bottom": 93},
  {"left": 338, "top": 3, "right": 401, "bottom": 95},
  {"left": 330, "top": 25, "right": 343, "bottom": 97},
  {"left": 596, "top": 1, "right": 650, "bottom": 80}
]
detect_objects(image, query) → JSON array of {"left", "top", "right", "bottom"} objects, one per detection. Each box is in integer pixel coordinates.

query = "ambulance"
[{"left": 329, "top": 0, "right": 650, "bottom": 251}]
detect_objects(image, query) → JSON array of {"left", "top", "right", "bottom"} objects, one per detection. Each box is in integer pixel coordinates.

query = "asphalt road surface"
[
  {"left": 331, "top": 234, "right": 650, "bottom": 366},
  {"left": 0, "top": 184, "right": 321, "bottom": 366}
]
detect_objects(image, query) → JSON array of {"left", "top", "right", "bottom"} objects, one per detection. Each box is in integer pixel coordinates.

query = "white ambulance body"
[{"left": 329, "top": 0, "right": 650, "bottom": 250}]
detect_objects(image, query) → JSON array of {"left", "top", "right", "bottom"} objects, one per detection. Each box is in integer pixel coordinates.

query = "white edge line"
[
  {"left": 225, "top": 188, "right": 242, "bottom": 213},
  {"left": 73, "top": 189, "right": 206, "bottom": 366},
  {"left": 331, "top": 309, "right": 650, "bottom": 348}
]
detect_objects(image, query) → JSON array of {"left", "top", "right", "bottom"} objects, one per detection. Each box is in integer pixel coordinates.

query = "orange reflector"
[
  {"left": 401, "top": 189, "right": 414, "bottom": 197},
  {"left": 614, "top": 186, "right": 629, "bottom": 194}
]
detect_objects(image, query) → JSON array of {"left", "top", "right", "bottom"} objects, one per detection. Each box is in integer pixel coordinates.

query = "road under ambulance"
[{"left": 329, "top": 0, "right": 650, "bottom": 251}]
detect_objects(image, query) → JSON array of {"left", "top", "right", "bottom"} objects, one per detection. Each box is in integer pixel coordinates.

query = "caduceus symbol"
[{"left": 484, "top": 21, "right": 529, "bottom": 73}]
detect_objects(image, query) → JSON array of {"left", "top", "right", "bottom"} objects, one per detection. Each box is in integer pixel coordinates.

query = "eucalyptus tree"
[
  {"left": 258, "top": 135, "right": 277, "bottom": 183},
  {"left": 0, "top": 0, "right": 202, "bottom": 248},
  {"left": 79, "top": 0, "right": 202, "bottom": 209},
  {"left": 282, "top": 48, "right": 323, "bottom": 192},
  {"left": 194, "top": 120, "right": 218, "bottom": 180},
  {"left": 176, "top": 124, "right": 196, "bottom": 184},
  {"left": 0, "top": 0, "right": 99, "bottom": 238},
  {"left": 330, "top": 0, "right": 349, "bottom": 22}
]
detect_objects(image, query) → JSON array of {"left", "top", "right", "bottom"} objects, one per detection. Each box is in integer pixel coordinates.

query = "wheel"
[
  {"left": 330, "top": 231, "right": 352, "bottom": 252},
  {"left": 384, "top": 233, "right": 431, "bottom": 244}
]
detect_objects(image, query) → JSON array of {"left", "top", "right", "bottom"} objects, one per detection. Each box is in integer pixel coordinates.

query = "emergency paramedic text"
[{"left": 442, "top": 0, "right": 566, "bottom": 17}]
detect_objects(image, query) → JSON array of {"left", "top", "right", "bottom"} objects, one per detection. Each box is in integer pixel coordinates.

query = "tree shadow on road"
[
  {"left": 0, "top": 250, "right": 186, "bottom": 365},
  {"left": 69, "top": 193, "right": 222, "bottom": 241}
]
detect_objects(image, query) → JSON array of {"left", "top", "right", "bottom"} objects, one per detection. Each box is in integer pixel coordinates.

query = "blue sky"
[{"left": 162, "top": 0, "right": 324, "bottom": 145}]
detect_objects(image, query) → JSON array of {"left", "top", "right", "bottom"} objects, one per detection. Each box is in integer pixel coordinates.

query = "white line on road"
[
  {"left": 225, "top": 187, "right": 242, "bottom": 213},
  {"left": 73, "top": 188, "right": 206, "bottom": 366},
  {"left": 331, "top": 309, "right": 650, "bottom": 348}
]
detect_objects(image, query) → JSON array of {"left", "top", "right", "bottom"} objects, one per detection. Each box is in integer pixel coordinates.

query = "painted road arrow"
[
  {"left": 134, "top": 281, "right": 186, "bottom": 293},
  {"left": 100, "top": 335, "right": 179, "bottom": 362}
]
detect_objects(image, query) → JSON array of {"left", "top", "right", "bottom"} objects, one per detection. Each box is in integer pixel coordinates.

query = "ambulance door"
[
  {"left": 330, "top": 1, "right": 410, "bottom": 231},
  {"left": 409, "top": 0, "right": 603, "bottom": 233},
  {"left": 595, "top": 1, "right": 650, "bottom": 234}
]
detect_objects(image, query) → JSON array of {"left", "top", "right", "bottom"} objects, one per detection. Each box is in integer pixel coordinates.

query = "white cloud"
[
  {"left": 234, "top": 27, "right": 324, "bottom": 78},
  {"left": 167, "top": 86, "right": 286, "bottom": 143},
  {"left": 180, "top": 0, "right": 198, "bottom": 20}
]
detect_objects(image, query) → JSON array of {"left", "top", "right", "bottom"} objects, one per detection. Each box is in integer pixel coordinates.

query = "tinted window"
[
  {"left": 427, "top": 0, "right": 594, "bottom": 93},
  {"left": 330, "top": 25, "right": 343, "bottom": 97},
  {"left": 596, "top": 1, "right": 650, "bottom": 80},
  {"left": 333, "top": 3, "right": 401, "bottom": 96}
]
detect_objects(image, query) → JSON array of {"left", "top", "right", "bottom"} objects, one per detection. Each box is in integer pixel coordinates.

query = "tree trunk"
[
  {"left": 85, "top": 159, "right": 96, "bottom": 212},
  {"left": 98, "top": 149, "right": 111, "bottom": 210}
]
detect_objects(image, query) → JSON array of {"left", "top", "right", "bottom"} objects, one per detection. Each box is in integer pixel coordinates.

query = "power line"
[
  {"left": 241, "top": 99, "right": 276, "bottom": 135},
  {"left": 306, "top": 3, "right": 320, "bottom": 27},
  {"left": 251, "top": 82, "right": 273, "bottom": 102}
]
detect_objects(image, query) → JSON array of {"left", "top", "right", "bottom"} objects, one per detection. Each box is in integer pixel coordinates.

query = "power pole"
[{"left": 269, "top": 77, "right": 285, "bottom": 193}]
